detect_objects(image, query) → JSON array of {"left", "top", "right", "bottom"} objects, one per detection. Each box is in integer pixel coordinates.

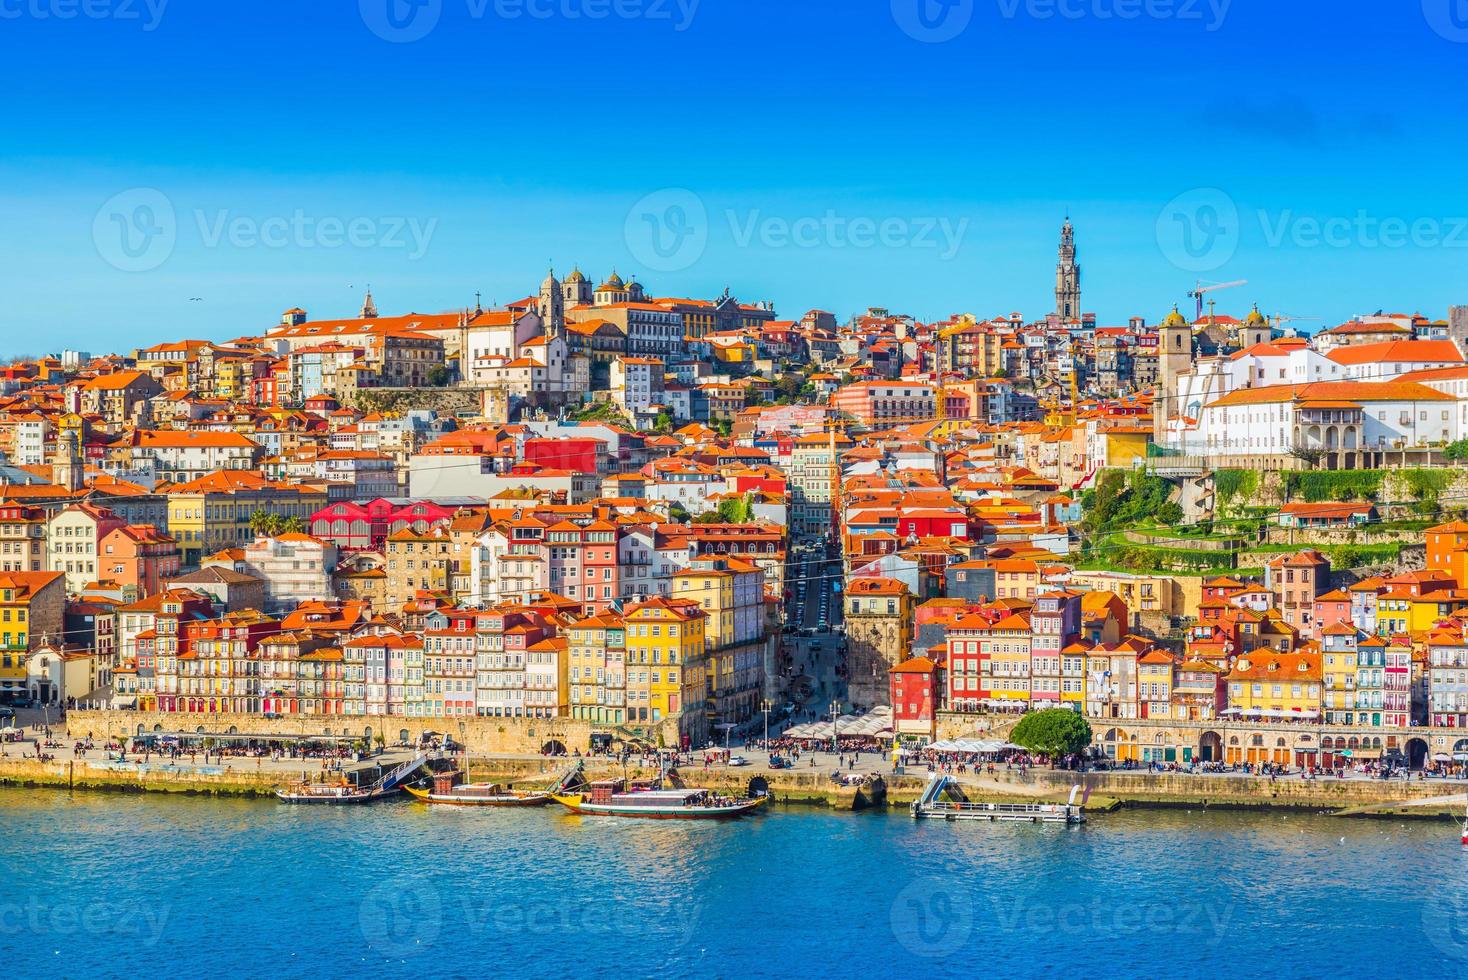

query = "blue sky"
[{"left": 3, "top": 1, "right": 1467, "bottom": 353}]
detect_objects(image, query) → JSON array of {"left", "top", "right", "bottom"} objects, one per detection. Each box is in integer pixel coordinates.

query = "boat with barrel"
[
  {"left": 404, "top": 769, "right": 551, "bottom": 806},
  {"left": 275, "top": 779, "right": 394, "bottom": 804},
  {"left": 551, "top": 778, "right": 768, "bottom": 818},
  {"left": 274, "top": 750, "right": 441, "bottom": 805}
]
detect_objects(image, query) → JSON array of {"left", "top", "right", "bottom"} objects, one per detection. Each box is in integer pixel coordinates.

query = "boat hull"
[
  {"left": 404, "top": 785, "right": 552, "bottom": 806},
  {"left": 274, "top": 789, "right": 384, "bottom": 805},
  {"left": 551, "top": 793, "right": 768, "bottom": 818}
]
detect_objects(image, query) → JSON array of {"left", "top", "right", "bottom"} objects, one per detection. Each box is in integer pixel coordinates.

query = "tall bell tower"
[{"left": 1055, "top": 217, "right": 1081, "bottom": 322}]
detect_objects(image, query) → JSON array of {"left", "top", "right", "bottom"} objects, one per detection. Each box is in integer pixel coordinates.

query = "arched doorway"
[
  {"left": 541, "top": 740, "right": 568, "bottom": 757},
  {"left": 1407, "top": 737, "right": 1429, "bottom": 771},
  {"left": 1198, "top": 731, "right": 1222, "bottom": 763}
]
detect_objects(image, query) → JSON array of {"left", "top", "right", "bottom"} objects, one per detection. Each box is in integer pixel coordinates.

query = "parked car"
[
  {"left": 728, "top": 755, "right": 750, "bottom": 767},
  {"left": 768, "top": 756, "right": 793, "bottom": 770}
]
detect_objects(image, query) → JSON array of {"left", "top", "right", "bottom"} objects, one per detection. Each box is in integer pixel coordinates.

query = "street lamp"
[
  {"left": 830, "top": 699, "right": 841, "bottom": 754},
  {"left": 761, "top": 698, "right": 772, "bottom": 747}
]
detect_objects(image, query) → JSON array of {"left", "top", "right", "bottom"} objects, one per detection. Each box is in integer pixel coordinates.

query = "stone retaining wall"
[{"left": 66, "top": 710, "right": 682, "bottom": 756}]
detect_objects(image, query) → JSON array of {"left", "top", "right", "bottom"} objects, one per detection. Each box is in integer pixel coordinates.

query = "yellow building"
[
  {"left": 165, "top": 471, "right": 326, "bottom": 566},
  {"left": 0, "top": 571, "right": 65, "bottom": 698},
  {"left": 1101, "top": 426, "right": 1152, "bottom": 469},
  {"left": 1376, "top": 587, "right": 1468, "bottom": 637},
  {"left": 673, "top": 556, "right": 767, "bottom": 727},
  {"left": 982, "top": 612, "right": 1032, "bottom": 704},
  {"left": 1224, "top": 649, "right": 1323, "bottom": 721},
  {"left": 1136, "top": 649, "right": 1177, "bottom": 719},
  {"left": 566, "top": 612, "right": 627, "bottom": 726},
  {"left": 624, "top": 597, "right": 707, "bottom": 744}
]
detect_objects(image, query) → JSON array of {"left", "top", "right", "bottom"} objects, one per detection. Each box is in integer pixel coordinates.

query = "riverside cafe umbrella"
[{"left": 924, "top": 738, "right": 1022, "bottom": 756}]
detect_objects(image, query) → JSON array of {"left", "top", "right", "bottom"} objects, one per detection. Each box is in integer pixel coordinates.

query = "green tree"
[
  {"left": 1009, "top": 708, "right": 1093, "bottom": 759},
  {"left": 1445, "top": 439, "right": 1468, "bottom": 462},
  {"left": 667, "top": 502, "right": 692, "bottom": 524},
  {"left": 717, "top": 494, "right": 753, "bottom": 523},
  {"left": 427, "top": 365, "right": 451, "bottom": 387},
  {"left": 249, "top": 509, "right": 282, "bottom": 537}
]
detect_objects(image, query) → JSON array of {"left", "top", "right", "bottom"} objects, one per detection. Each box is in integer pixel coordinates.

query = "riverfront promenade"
[{"left": 3, "top": 717, "right": 1466, "bottom": 814}]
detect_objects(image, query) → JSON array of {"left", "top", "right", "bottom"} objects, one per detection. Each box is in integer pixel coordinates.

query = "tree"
[
  {"left": 717, "top": 494, "right": 753, "bottom": 523},
  {"left": 653, "top": 412, "right": 673, "bottom": 433},
  {"left": 1287, "top": 445, "right": 1329, "bottom": 469},
  {"left": 249, "top": 509, "right": 282, "bottom": 537},
  {"left": 667, "top": 502, "right": 692, "bottom": 524},
  {"left": 1445, "top": 439, "right": 1468, "bottom": 462},
  {"left": 1009, "top": 708, "right": 1093, "bottom": 759},
  {"left": 427, "top": 365, "right": 451, "bottom": 387}
]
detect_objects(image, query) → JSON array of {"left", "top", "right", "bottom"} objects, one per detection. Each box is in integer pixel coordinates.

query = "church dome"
[
  {"left": 565, "top": 267, "right": 586, "bottom": 283},
  {"left": 1161, "top": 305, "right": 1189, "bottom": 328},
  {"left": 600, "top": 271, "right": 625, "bottom": 289},
  {"left": 1244, "top": 303, "right": 1268, "bottom": 328}
]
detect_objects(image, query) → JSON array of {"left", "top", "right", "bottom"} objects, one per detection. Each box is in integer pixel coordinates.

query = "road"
[{"left": 779, "top": 537, "right": 849, "bottom": 715}]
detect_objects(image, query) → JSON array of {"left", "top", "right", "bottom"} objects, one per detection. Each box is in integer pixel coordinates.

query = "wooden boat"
[
  {"left": 404, "top": 773, "right": 551, "bottom": 806},
  {"left": 274, "top": 780, "right": 390, "bottom": 805},
  {"left": 551, "top": 780, "right": 768, "bottom": 818}
]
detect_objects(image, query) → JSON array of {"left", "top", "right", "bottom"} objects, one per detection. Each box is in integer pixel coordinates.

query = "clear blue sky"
[{"left": 4, "top": 1, "right": 1467, "bottom": 353}]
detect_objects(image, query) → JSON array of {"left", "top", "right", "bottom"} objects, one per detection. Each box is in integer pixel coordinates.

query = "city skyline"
[{"left": 6, "top": 2, "right": 1468, "bottom": 350}]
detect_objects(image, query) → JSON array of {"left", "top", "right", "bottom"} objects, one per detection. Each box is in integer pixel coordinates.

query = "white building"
[
  {"left": 1189, "top": 380, "right": 1458, "bottom": 460},
  {"left": 241, "top": 534, "right": 339, "bottom": 612}
]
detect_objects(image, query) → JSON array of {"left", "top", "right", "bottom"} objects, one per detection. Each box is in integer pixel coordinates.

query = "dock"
[{"left": 911, "top": 774, "right": 1085, "bottom": 824}]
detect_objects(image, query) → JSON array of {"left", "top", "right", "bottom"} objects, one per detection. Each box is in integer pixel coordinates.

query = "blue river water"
[{"left": 1, "top": 789, "right": 1466, "bottom": 979}]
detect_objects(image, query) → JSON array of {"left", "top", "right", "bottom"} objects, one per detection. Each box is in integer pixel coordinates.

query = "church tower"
[
  {"left": 563, "top": 266, "right": 591, "bottom": 307},
  {"left": 52, "top": 430, "right": 82, "bottom": 492},
  {"left": 539, "top": 267, "right": 564, "bottom": 334},
  {"left": 1055, "top": 217, "right": 1081, "bottom": 322},
  {"left": 1156, "top": 305, "right": 1194, "bottom": 445},
  {"left": 359, "top": 286, "right": 378, "bottom": 319}
]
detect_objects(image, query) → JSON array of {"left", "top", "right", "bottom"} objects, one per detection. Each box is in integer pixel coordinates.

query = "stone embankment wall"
[{"left": 66, "top": 710, "right": 682, "bottom": 756}]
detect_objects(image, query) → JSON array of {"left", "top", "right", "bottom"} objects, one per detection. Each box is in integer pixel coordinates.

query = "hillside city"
[{"left": 9, "top": 220, "right": 1468, "bottom": 771}]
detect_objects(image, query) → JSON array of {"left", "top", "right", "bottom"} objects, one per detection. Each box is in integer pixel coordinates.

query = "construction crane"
[
  {"left": 1188, "top": 279, "right": 1248, "bottom": 320},
  {"left": 1270, "top": 314, "right": 1321, "bottom": 336}
]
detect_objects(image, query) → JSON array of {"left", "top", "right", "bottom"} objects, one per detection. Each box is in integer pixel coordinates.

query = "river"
[{"left": 0, "top": 790, "right": 1463, "bottom": 979}]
